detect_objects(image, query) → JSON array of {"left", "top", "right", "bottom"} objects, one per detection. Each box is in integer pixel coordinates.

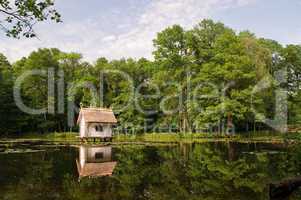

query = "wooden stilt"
[{"left": 78, "top": 137, "right": 113, "bottom": 143}]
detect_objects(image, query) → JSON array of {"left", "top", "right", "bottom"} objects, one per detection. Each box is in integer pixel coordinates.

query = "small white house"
[{"left": 77, "top": 108, "right": 117, "bottom": 139}]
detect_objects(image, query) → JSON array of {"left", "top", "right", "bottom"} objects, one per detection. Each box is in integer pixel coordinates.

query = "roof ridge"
[{"left": 81, "top": 107, "right": 113, "bottom": 112}]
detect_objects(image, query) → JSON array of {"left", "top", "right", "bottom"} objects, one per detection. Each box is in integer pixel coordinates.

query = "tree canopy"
[{"left": 0, "top": 19, "right": 300, "bottom": 135}]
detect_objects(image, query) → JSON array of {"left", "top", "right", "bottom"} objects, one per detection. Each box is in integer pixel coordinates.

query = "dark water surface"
[{"left": 0, "top": 142, "right": 301, "bottom": 200}]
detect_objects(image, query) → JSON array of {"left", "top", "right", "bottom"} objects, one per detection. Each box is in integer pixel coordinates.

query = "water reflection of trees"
[
  {"left": 0, "top": 147, "right": 77, "bottom": 200},
  {"left": 62, "top": 143, "right": 301, "bottom": 200},
  {"left": 1, "top": 144, "right": 301, "bottom": 199}
]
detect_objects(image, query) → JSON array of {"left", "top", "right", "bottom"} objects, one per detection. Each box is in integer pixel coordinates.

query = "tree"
[
  {"left": 187, "top": 21, "right": 271, "bottom": 133},
  {"left": 0, "top": 53, "right": 25, "bottom": 134},
  {"left": 12, "top": 48, "right": 62, "bottom": 133},
  {"left": 0, "top": 0, "right": 61, "bottom": 38},
  {"left": 1, "top": 19, "right": 301, "bottom": 135},
  {"left": 153, "top": 24, "right": 192, "bottom": 132},
  {"left": 281, "top": 45, "right": 301, "bottom": 125}
]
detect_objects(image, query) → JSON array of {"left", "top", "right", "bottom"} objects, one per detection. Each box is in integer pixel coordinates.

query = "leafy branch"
[{"left": 0, "top": 0, "right": 61, "bottom": 38}]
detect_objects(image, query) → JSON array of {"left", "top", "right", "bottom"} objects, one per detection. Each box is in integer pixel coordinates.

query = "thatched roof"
[
  {"left": 76, "top": 160, "right": 117, "bottom": 178},
  {"left": 77, "top": 108, "right": 117, "bottom": 124}
]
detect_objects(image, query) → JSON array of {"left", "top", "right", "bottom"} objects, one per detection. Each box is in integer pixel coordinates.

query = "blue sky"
[{"left": 1, "top": 0, "right": 300, "bottom": 62}]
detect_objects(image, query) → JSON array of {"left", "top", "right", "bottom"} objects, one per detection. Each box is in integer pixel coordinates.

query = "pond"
[{"left": 0, "top": 141, "right": 301, "bottom": 200}]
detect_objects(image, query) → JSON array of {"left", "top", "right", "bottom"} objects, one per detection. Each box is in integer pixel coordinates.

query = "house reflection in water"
[{"left": 76, "top": 146, "right": 117, "bottom": 179}]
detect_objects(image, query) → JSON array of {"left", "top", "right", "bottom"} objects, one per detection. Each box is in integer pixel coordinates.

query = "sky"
[{"left": 1, "top": 0, "right": 300, "bottom": 62}]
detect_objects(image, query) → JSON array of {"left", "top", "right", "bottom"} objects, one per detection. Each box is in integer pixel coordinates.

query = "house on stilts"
[{"left": 77, "top": 107, "right": 117, "bottom": 142}]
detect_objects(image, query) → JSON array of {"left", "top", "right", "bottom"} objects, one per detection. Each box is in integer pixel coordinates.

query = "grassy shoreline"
[{"left": 0, "top": 132, "right": 299, "bottom": 145}]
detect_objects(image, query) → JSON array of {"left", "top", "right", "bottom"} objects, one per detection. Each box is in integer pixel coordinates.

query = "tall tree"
[
  {"left": 153, "top": 24, "right": 192, "bottom": 132},
  {"left": 188, "top": 21, "right": 270, "bottom": 133},
  {"left": 0, "top": 53, "right": 24, "bottom": 134},
  {"left": 282, "top": 45, "right": 301, "bottom": 125}
]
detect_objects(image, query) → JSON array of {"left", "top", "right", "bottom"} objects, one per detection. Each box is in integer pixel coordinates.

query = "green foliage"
[
  {"left": 0, "top": 0, "right": 61, "bottom": 38},
  {"left": 0, "top": 53, "right": 25, "bottom": 134},
  {"left": 1, "top": 19, "right": 301, "bottom": 135}
]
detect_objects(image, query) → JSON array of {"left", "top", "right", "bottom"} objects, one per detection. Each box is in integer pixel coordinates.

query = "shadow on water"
[{"left": 0, "top": 141, "right": 300, "bottom": 199}]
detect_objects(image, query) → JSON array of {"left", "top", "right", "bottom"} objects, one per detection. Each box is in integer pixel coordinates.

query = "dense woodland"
[{"left": 1, "top": 19, "right": 301, "bottom": 135}]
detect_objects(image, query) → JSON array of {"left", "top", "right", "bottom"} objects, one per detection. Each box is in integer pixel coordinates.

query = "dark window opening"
[
  {"left": 95, "top": 125, "right": 103, "bottom": 132},
  {"left": 95, "top": 152, "right": 104, "bottom": 159}
]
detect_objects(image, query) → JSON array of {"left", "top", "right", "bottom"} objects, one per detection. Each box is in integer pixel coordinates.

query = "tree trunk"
[{"left": 227, "top": 113, "right": 233, "bottom": 135}]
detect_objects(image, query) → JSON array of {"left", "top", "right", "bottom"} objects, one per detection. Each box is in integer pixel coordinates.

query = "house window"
[
  {"left": 95, "top": 125, "right": 103, "bottom": 132},
  {"left": 95, "top": 152, "right": 104, "bottom": 159}
]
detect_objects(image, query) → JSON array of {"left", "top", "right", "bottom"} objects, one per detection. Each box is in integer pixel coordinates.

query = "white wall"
[
  {"left": 79, "top": 146, "right": 112, "bottom": 165},
  {"left": 86, "top": 146, "right": 112, "bottom": 162},
  {"left": 79, "top": 117, "right": 86, "bottom": 138},
  {"left": 87, "top": 123, "right": 112, "bottom": 138},
  {"left": 79, "top": 146, "right": 86, "bottom": 168}
]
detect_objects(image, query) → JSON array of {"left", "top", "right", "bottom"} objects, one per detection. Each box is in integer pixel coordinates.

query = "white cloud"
[
  {"left": 96, "top": 0, "right": 258, "bottom": 60},
  {"left": 1, "top": 0, "right": 257, "bottom": 62}
]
